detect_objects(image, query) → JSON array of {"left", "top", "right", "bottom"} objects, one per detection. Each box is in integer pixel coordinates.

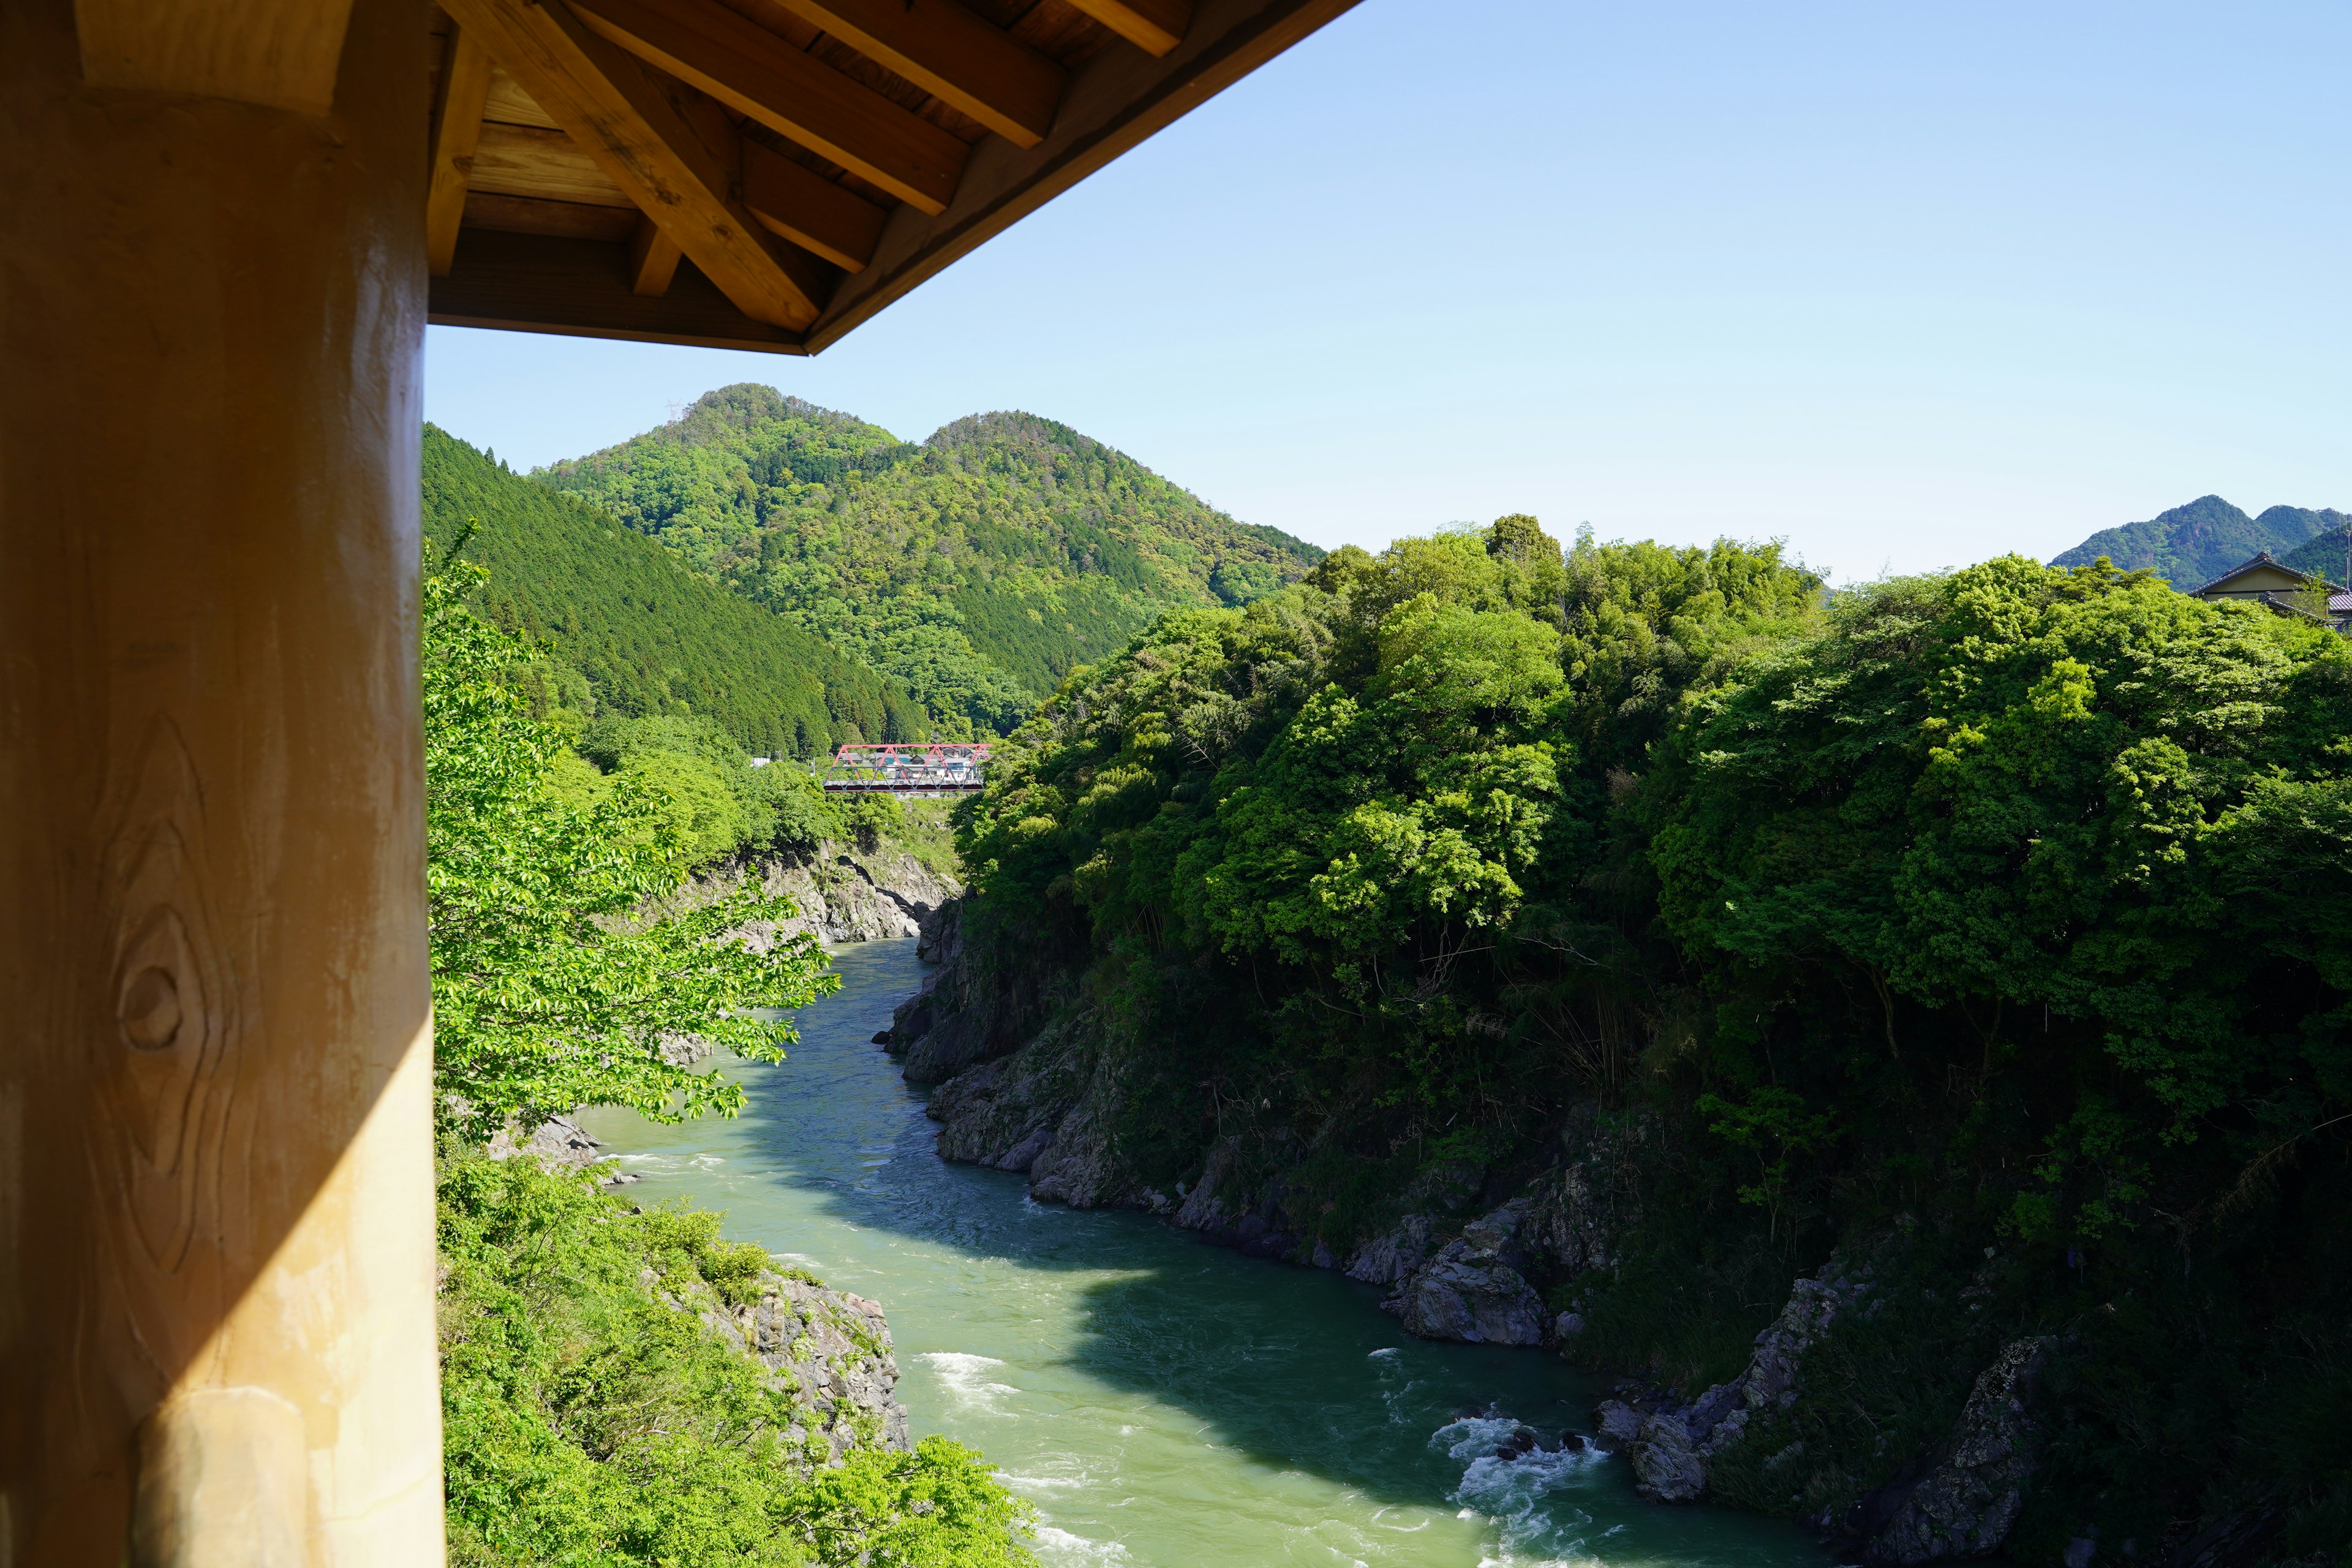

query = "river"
[{"left": 576, "top": 938, "right": 1828, "bottom": 1568}]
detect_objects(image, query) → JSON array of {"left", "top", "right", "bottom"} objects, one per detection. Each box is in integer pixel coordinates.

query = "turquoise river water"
[{"left": 577, "top": 938, "right": 1828, "bottom": 1568}]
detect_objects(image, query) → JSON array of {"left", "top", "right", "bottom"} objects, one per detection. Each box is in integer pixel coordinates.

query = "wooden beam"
[
  {"left": 629, "top": 216, "right": 684, "bottom": 294},
  {"left": 470, "top": 121, "right": 636, "bottom": 207},
  {"left": 431, "top": 227, "right": 809, "bottom": 353},
  {"left": 769, "top": 0, "right": 1064, "bottom": 149},
  {"left": 428, "top": 25, "right": 496, "bottom": 276},
  {"left": 809, "top": 0, "right": 1358, "bottom": 352},
  {"left": 568, "top": 0, "right": 969, "bottom": 214},
  {"left": 439, "top": 0, "right": 824, "bottom": 329},
  {"left": 1064, "top": 0, "right": 1191, "bottom": 56},
  {"left": 73, "top": 0, "right": 356, "bottom": 111},
  {"left": 466, "top": 190, "right": 643, "bottom": 241},
  {"left": 742, "top": 142, "right": 885, "bottom": 272}
]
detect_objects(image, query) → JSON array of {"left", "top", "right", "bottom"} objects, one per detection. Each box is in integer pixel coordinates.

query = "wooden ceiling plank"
[
  {"left": 427, "top": 25, "right": 496, "bottom": 276},
  {"left": 742, "top": 141, "right": 886, "bottom": 271},
  {"left": 470, "top": 121, "right": 637, "bottom": 208},
  {"left": 769, "top": 0, "right": 1065, "bottom": 148},
  {"left": 1061, "top": 0, "right": 1189, "bottom": 55},
  {"left": 567, "top": 0, "right": 968, "bottom": 213},
  {"left": 483, "top": 66, "right": 564, "bottom": 129},
  {"left": 629, "top": 217, "right": 685, "bottom": 295},
  {"left": 438, "top": 0, "right": 823, "bottom": 329}
]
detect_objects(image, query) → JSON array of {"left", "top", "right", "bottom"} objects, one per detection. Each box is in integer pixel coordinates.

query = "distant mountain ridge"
[
  {"left": 2052, "top": 495, "right": 2351, "bottom": 587},
  {"left": 539, "top": 385, "right": 1322, "bottom": 738}
]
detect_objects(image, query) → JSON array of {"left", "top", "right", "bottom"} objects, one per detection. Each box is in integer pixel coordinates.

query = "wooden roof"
[{"left": 424, "top": 0, "right": 1357, "bottom": 353}]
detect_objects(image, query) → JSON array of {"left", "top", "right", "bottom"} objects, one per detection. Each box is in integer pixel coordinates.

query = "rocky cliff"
[
  {"left": 660, "top": 839, "right": 960, "bottom": 947},
  {"left": 888, "top": 894, "right": 2115, "bottom": 1567}
]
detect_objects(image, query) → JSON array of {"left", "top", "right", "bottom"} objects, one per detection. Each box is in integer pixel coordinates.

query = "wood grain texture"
[
  {"left": 427, "top": 25, "right": 495, "bottom": 275},
  {"left": 570, "top": 0, "right": 970, "bottom": 212},
  {"left": 771, "top": 0, "right": 1065, "bottom": 148},
  {"left": 629, "top": 215, "right": 684, "bottom": 293},
  {"left": 742, "top": 140, "right": 886, "bottom": 271},
  {"left": 809, "top": 0, "right": 1357, "bottom": 350},
  {"left": 1063, "top": 0, "right": 1189, "bottom": 55},
  {"left": 439, "top": 0, "right": 824, "bottom": 328},
  {"left": 483, "top": 66, "right": 564, "bottom": 128},
  {"left": 73, "top": 0, "right": 356, "bottom": 111},
  {"left": 464, "top": 190, "right": 645, "bottom": 241},
  {"left": 431, "top": 226, "right": 810, "bottom": 352},
  {"left": 1, "top": 1, "right": 443, "bottom": 1561},
  {"left": 470, "top": 121, "right": 637, "bottom": 207}
]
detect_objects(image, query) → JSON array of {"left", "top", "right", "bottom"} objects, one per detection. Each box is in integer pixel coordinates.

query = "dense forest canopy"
[
  {"left": 424, "top": 425, "right": 925, "bottom": 756},
  {"left": 953, "top": 517, "right": 2352, "bottom": 1557},
  {"left": 538, "top": 385, "right": 1322, "bottom": 737}
]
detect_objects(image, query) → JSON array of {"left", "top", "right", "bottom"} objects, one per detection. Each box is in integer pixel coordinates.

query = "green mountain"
[
  {"left": 2276, "top": 510, "right": 2352, "bottom": 583},
  {"left": 537, "top": 385, "right": 1322, "bottom": 737},
  {"left": 2049, "top": 494, "right": 2342, "bottom": 586},
  {"left": 422, "top": 426, "right": 924, "bottom": 756}
]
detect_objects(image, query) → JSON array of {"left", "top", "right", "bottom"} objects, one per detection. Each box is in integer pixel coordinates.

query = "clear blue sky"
[{"left": 424, "top": 0, "right": 2351, "bottom": 583}]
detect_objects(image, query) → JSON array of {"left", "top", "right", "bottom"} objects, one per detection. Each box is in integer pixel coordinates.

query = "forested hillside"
[
  {"left": 2279, "top": 516, "right": 2352, "bottom": 584},
  {"left": 538, "top": 385, "right": 1322, "bottom": 736},
  {"left": 423, "top": 426, "right": 924, "bottom": 755},
  {"left": 2051, "top": 493, "right": 2347, "bottom": 585},
  {"left": 928, "top": 519, "right": 2352, "bottom": 1562}
]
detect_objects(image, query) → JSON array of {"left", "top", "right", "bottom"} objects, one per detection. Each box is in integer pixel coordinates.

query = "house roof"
[
  {"left": 423, "top": 0, "right": 1357, "bottom": 354},
  {"left": 2189, "top": 551, "right": 2349, "bottom": 600}
]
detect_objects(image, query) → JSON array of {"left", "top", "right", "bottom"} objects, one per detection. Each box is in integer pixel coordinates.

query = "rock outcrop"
[
  {"left": 1344, "top": 1215, "right": 1435, "bottom": 1286},
  {"left": 1384, "top": 1202, "right": 1550, "bottom": 1345},
  {"left": 701, "top": 1272, "right": 913, "bottom": 1466},
  {"left": 1855, "top": 1336, "right": 2053, "bottom": 1564},
  {"left": 1366, "top": 1153, "right": 1624, "bottom": 1347},
  {"left": 486, "top": 1110, "right": 603, "bottom": 1171},
  {"left": 659, "top": 840, "right": 960, "bottom": 948},
  {"left": 889, "top": 899, "right": 1070, "bottom": 1085},
  {"left": 920, "top": 1001, "right": 1146, "bottom": 1210},
  {"left": 1599, "top": 1262, "right": 1872, "bottom": 1503}
]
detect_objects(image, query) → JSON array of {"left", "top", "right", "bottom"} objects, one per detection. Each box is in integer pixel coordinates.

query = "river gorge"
[{"left": 578, "top": 938, "right": 1828, "bottom": 1568}]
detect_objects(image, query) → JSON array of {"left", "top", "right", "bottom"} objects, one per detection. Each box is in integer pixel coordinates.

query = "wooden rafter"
[
  {"left": 568, "top": 0, "right": 970, "bottom": 214},
  {"left": 427, "top": 26, "right": 496, "bottom": 276},
  {"left": 429, "top": 0, "right": 1362, "bottom": 355},
  {"left": 1064, "top": 0, "right": 1193, "bottom": 56},
  {"left": 769, "top": 0, "right": 1065, "bottom": 149},
  {"left": 438, "top": 0, "right": 829, "bottom": 330},
  {"left": 808, "top": 0, "right": 1354, "bottom": 351},
  {"left": 628, "top": 218, "right": 684, "bottom": 295},
  {"left": 742, "top": 143, "right": 887, "bottom": 273}
]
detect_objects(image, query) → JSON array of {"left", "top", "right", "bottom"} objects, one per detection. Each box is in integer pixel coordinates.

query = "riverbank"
[{"left": 576, "top": 938, "right": 1831, "bottom": 1567}]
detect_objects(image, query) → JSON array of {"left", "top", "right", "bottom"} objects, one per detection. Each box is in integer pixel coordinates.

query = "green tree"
[{"left": 424, "top": 559, "right": 837, "bottom": 1140}]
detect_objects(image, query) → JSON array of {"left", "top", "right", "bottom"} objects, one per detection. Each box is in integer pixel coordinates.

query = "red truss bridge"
[{"left": 823, "top": 742, "right": 993, "bottom": 796}]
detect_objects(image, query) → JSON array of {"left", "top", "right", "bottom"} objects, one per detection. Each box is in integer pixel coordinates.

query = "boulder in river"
[
  {"left": 1382, "top": 1204, "right": 1548, "bottom": 1346},
  {"left": 1632, "top": 1412, "right": 1709, "bottom": 1503},
  {"left": 1343, "top": 1214, "right": 1434, "bottom": 1285}
]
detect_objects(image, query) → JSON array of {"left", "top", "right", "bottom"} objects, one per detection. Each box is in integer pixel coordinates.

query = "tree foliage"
[
  {"left": 954, "top": 522, "right": 2352, "bottom": 1553},
  {"left": 424, "top": 559, "right": 837, "bottom": 1140},
  {"left": 439, "top": 1157, "right": 1036, "bottom": 1567}
]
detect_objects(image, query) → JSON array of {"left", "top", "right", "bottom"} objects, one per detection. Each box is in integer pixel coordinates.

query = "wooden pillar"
[{"left": 0, "top": 1, "right": 442, "bottom": 1564}]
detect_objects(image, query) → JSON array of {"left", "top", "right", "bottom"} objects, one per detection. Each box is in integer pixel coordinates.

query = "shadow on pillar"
[{"left": 0, "top": 0, "right": 445, "bottom": 1562}]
